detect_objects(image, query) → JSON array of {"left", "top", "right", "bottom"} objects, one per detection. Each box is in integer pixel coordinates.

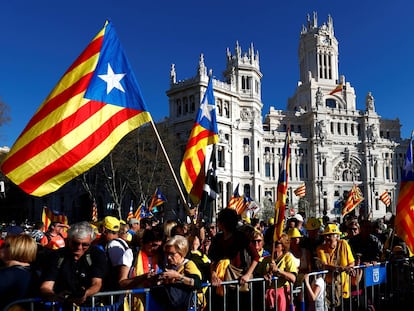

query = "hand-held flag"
[
  {"left": 273, "top": 127, "right": 291, "bottom": 243},
  {"left": 294, "top": 183, "right": 306, "bottom": 198},
  {"left": 342, "top": 184, "right": 364, "bottom": 216},
  {"left": 42, "top": 206, "right": 68, "bottom": 230},
  {"left": 127, "top": 200, "right": 134, "bottom": 220},
  {"left": 91, "top": 200, "right": 98, "bottom": 222},
  {"left": 1, "top": 21, "right": 151, "bottom": 196},
  {"left": 148, "top": 188, "right": 167, "bottom": 212},
  {"left": 379, "top": 191, "right": 391, "bottom": 207},
  {"left": 395, "top": 135, "right": 414, "bottom": 254},
  {"left": 180, "top": 76, "right": 218, "bottom": 204}
]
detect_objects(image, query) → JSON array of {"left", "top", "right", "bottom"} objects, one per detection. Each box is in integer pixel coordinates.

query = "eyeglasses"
[
  {"left": 166, "top": 252, "right": 178, "bottom": 257},
  {"left": 253, "top": 239, "right": 263, "bottom": 244},
  {"left": 71, "top": 241, "right": 91, "bottom": 248}
]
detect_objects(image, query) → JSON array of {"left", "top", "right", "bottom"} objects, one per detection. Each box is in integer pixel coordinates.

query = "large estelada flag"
[
  {"left": 273, "top": 127, "right": 291, "bottom": 243},
  {"left": 42, "top": 206, "right": 68, "bottom": 230},
  {"left": 148, "top": 188, "right": 167, "bottom": 212},
  {"left": 1, "top": 21, "right": 151, "bottom": 196},
  {"left": 395, "top": 136, "right": 414, "bottom": 254},
  {"left": 342, "top": 184, "right": 364, "bottom": 216},
  {"left": 180, "top": 76, "right": 218, "bottom": 204}
]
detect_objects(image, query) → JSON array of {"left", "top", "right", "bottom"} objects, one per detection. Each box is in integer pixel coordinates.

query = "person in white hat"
[{"left": 293, "top": 213, "right": 308, "bottom": 237}]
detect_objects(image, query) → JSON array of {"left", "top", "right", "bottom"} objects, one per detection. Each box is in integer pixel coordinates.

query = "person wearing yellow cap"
[
  {"left": 302, "top": 217, "right": 324, "bottom": 271},
  {"left": 288, "top": 227, "right": 312, "bottom": 298},
  {"left": 99, "top": 216, "right": 134, "bottom": 292},
  {"left": 316, "top": 223, "right": 355, "bottom": 309}
]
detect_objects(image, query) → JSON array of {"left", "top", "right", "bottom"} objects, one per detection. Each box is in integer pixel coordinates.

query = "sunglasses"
[{"left": 71, "top": 241, "right": 91, "bottom": 248}]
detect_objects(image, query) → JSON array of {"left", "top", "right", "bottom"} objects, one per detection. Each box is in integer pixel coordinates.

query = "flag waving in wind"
[
  {"left": 329, "top": 83, "right": 343, "bottom": 95},
  {"left": 294, "top": 183, "right": 306, "bottom": 198},
  {"left": 180, "top": 76, "right": 218, "bottom": 204},
  {"left": 1, "top": 21, "right": 151, "bottom": 196},
  {"left": 273, "top": 127, "right": 291, "bottom": 243},
  {"left": 379, "top": 191, "right": 391, "bottom": 207},
  {"left": 148, "top": 188, "right": 167, "bottom": 212},
  {"left": 42, "top": 206, "right": 68, "bottom": 230},
  {"left": 342, "top": 184, "right": 364, "bottom": 216},
  {"left": 395, "top": 135, "right": 414, "bottom": 254}
]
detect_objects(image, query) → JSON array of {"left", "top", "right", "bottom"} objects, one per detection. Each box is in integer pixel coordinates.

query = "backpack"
[{"left": 103, "top": 238, "right": 130, "bottom": 291}]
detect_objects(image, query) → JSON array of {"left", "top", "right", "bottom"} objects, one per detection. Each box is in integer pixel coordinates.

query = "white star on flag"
[
  {"left": 200, "top": 100, "right": 215, "bottom": 122},
  {"left": 98, "top": 63, "right": 126, "bottom": 94}
]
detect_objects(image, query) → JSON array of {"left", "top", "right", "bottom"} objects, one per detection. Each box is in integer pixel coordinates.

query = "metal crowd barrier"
[{"left": 5, "top": 258, "right": 414, "bottom": 311}]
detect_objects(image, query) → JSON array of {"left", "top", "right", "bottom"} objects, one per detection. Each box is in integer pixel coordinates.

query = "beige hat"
[{"left": 320, "top": 223, "right": 341, "bottom": 235}]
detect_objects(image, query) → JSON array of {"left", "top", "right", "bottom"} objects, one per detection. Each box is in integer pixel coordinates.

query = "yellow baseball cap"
[{"left": 103, "top": 216, "right": 120, "bottom": 232}]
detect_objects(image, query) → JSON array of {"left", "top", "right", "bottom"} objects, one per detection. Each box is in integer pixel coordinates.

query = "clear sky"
[{"left": 0, "top": 0, "right": 413, "bottom": 148}]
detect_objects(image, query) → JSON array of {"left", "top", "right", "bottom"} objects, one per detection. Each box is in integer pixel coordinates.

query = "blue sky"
[{"left": 0, "top": 1, "right": 413, "bottom": 148}]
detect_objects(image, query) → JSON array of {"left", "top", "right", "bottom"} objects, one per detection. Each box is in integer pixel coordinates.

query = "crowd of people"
[{"left": 0, "top": 209, "right": 409, "bottom": 311}]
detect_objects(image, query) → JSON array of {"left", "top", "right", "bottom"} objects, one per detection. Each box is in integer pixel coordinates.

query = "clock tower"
[{"left": 298, "top": 12, "right": 339, "bottom": 83}]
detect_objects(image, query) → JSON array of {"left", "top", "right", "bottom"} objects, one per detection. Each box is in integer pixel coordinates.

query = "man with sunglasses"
[{"left": 39, "top": 221, "right": 107, "bottom": 308}]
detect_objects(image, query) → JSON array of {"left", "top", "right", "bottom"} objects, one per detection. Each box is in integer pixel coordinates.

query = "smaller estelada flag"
[
  {"left": 294, "top": 183, "right": 306, "bottom": 198},
  {"left": 380, "top": 191, "right": 391, "bottom": 207}
]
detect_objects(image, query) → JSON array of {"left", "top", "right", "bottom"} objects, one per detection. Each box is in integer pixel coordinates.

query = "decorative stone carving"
[
  {"left": 316, "top": 87, "right": 323, "bottom": 106},
  {"left": 366, "top": 91, "right": 375, "bottom": 111},
  {"left": 240, "top": 108, "right": 252, "bottom": 121},
  {"left": 315, "top": 120, "right": 327, "bottom": 145}
]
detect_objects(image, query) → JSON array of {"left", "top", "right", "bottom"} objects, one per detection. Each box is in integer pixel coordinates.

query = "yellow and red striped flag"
[
  {"left": 180, "top": 76, "right": 218, "bottom": 204},
  {"left": 342, "top": 184, "right": 364, "bottom": 216},
  {"left": 294, "top": 183, "right": 306, "bottom": 198},
  {"left": 395, "top": 136, "right": 414, "bottom": 254},
  {"left": 273, "top": 127, "right": 291, "bottom": 243},
  {"left": 329, "top": 83, "right": 343, "bottom": 95},
  {"left": 127, "top": 200, "right": 134, "bottom": 220},
  {"left": 91, "top": 200, "right": 98, "bottom": 223},
  {"left": 42, "top": 206, "right": 68, "bottom": 230},
  {"left": 0, "top": 21, "right": 151, "bottom": 196},
  {"left": 379, "top": 191, "right": 391, "bottom": 207}
]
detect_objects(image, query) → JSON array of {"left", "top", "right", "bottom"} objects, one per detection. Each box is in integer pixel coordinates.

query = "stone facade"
[{"left": 167, "top": 13, "right": 408, "bottom": 221}]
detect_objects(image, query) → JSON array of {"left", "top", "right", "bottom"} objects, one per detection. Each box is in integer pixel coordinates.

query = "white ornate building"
[{"left": 166, "top": 13, "right": 408, "bottom": 220}]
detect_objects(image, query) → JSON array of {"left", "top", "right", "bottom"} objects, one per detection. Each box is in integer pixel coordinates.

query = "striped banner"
[
  {"left": 379, "top": 191, "right": 391, "bottom": 207},
  {"left": 294, "top": 183, "right": 306, "bottom": 197}
]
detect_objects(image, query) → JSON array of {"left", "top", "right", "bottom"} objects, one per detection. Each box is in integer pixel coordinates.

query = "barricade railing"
[{"left": 6, "top": 258, "right": 414, "bottom": 311}]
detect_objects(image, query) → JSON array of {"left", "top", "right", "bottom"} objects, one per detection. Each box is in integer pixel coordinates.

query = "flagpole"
[{"left": 149, "top": 119, "right": 191, "bottom": 214}]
